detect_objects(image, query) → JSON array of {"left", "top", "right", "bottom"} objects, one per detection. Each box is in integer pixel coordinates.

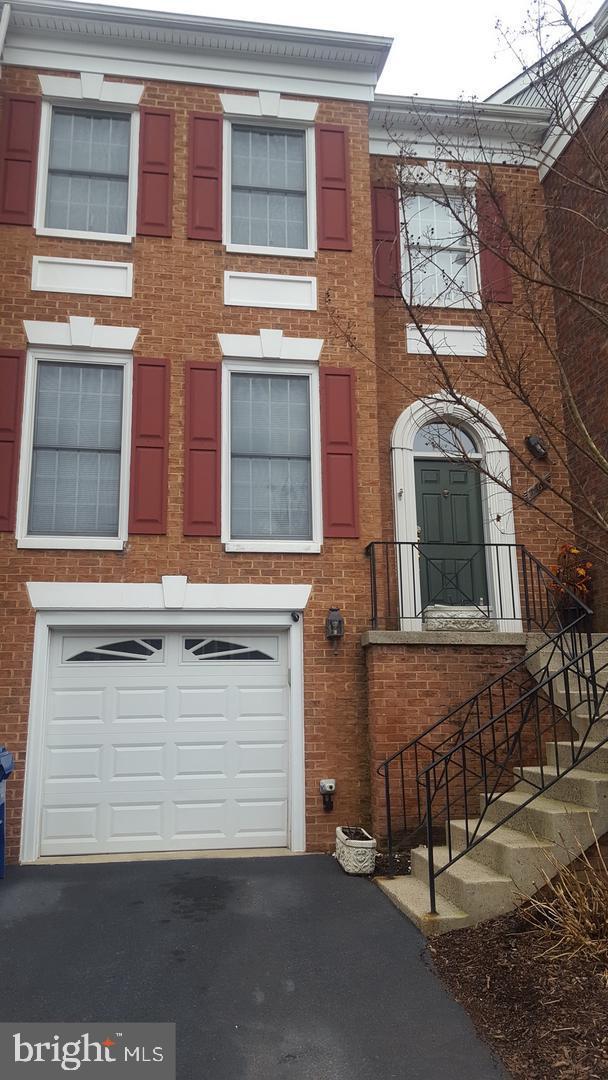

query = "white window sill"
[
  {"left": 224, "top": 540, "right": 322, "bottom": 554},
  {"left": 35, "top": 227, "right": 134, "bottom": 244},
  {"left": 225, "top": 242, "right": 316, "bottom": 260},
  {"left": 17, "top": 536, "right": 126, "bottom": 551},
  {"left": 411, "top": 296, "right": 481, "bottom": 310}
]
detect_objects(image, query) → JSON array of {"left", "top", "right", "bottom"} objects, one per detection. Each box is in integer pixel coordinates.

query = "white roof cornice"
[{"left": 5, "top": 0, "right": 391, "bottom": 102}]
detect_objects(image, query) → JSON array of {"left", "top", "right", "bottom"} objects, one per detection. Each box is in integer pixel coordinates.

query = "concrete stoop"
[{"left": 377, "top": 635, "right": 608, "bottom": 936}]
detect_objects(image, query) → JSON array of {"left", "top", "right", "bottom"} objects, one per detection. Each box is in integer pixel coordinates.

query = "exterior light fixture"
[
  {"left": 525, "top": 434, "right": 548, "bottom": 460},
  {"left": 325, "top": 607, "right": 345, "bottom": 649}
]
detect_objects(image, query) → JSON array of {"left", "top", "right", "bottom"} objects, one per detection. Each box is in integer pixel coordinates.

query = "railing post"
[
  {"left": 384, "top": 764, "right": 394, "bottom": 875},
  {"left": 368, "top": 544, "right": 378, "bottom": 630},
  {"left": 425, "top": 773, "right": 437, "bottom": 915}
]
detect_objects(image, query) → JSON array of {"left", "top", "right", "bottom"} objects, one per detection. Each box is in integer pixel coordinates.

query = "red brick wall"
[
  {"left": 0, "top": 66, "right": 577, "bottom": 862},
  {"left": 370, "top": 156, "right": 573, "bottom": 569},
  {"left": 543, "top": 94, "right": 608, "bottom": 628},
  {"left": 365, "top": 641, "right": 528, "bottom": 839},
  {"left": 0, "top": 66, "right": 382, "bottom": 859}
]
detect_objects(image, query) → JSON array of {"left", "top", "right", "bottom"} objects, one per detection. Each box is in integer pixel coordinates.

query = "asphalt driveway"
[{"left": 0, "top": 855, "right": 506, "bottom": 1079}]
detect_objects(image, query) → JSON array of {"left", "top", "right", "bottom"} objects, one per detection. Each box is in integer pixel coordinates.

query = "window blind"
[
  {"left": 230, "top": 373, "right": 312, "bottom": 540},
  {"left": 28, "top": 361, "right": 123, "bottom": 537}
]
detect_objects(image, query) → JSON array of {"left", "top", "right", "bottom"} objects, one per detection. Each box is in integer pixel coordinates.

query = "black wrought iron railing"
[
  {"left": 375, "top": 543, "right": 605, "bottom": 912},
  {"left": 365, "top": 541, "right": 587, "bottom": 632}
]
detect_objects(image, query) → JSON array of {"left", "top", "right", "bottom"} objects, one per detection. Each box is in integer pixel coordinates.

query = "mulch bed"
[{"left": 429, "top": 910, "right": 608, "bottom": 1079}]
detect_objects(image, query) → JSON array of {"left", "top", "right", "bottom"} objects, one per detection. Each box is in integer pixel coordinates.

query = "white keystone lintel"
[
  {"left": 24, "top": 317, "right": 140, "bottom": 351},
  {"left": 218, "top": 329, "right": 324, "bottom": 362},
  {"left": 39, "top": 73, "right": 144, "bottom": 106},
  {"left": 219, "top": 91, "right": 318, "bottom": 122},
  {"left": 406, "top": 324, "right": 487, "bottom": 357},
  {"left": 31, "top": 256, "right": 133, "bottom": 298},
  {"left": 26, "top": 580, "right": 313, "bottom": 613},
  {"left": 224, "top": 271, "right": 317, "bottom": 311}
]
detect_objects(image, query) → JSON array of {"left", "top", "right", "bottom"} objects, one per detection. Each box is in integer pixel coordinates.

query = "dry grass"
[{"left": 519, "top": 829, "right": 608, "bottom": 964}]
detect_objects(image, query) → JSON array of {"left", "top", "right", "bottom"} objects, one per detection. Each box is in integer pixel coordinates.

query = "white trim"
[
  {"left": 217, "top": 328, "right": 323, "bottom": 362},
  {"left": 406, "top": 324, "right": 487, "bottom": 357},
  {"left": 38, "top": 72, "right": 143, "bottom": 105},
  {"left": 33, "top": 99, "right": 140, "bottom": 244},
  {"left": 223, "top": 270, "right": 317, "bottom": 311},
  {"left": 16, "top": 347, "right": 132, "bottom": 551},
  {"left": 31, "top": 256, "right": 133, "bottom": 298},
  {"left": 220, "top": 91, "right": 318, "bottom": 122},
  {"left": 20, "top": 596, "right": 310, "bottom": 863},
  {"left": 23, "top": 316, "right": 139, "bottom": 351},
  {"left": 26, "top": 579, "right": 313, "bottom": 612},
  {"left": 0, "top": 3, "right": 11, "bottom": 74},
  {"left": 222, "top": 117, "right": 317, "bottom": 259},
  {"left": 221, "top": 359, "right": 323, "bottom": 553},
  {"left": 391, "top": 393, "right": 521, "bottom": 633}
]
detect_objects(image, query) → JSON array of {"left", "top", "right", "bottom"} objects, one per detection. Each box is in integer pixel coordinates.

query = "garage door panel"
[
  {"left": 47, "top": 688, "right": 106, "bottom": 726},
  {"left": 41, "top": 629, "right": 291, "bottom": 855},
  {"left": 114, "top": 687, "right": 169, "bottom": 722},
  {"left": 174, "top": 741, "right": 228, "bottom": 779},
  {"left": 176, "top": 686, "right": 230, "bottom": 720}
]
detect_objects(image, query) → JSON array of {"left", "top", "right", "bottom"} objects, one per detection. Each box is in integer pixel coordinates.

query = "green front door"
[{"left": 415, "top": 458, "right": 488, "bottom": 610}]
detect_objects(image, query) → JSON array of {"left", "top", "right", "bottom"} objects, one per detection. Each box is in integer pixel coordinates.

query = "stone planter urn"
[{"left": 335, "top": 826, "right": 377, "bottom": 875}]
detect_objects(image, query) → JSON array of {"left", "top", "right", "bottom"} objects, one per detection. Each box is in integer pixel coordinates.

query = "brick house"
[{"left": 0, "top": 0, "right": 586, "bottom": 882}]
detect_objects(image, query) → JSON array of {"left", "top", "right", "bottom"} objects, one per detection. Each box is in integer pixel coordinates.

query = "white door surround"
[
  {"left": 391, "top": 394, "right": 521, "bottom": 633},
  {"left": 21, "top": 578, "right": 310, "bottom": 862}
]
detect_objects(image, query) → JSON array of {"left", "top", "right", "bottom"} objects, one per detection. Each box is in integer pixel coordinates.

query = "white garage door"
[{"left": 40, "top": 630, "right": 290, "bottom": 856}]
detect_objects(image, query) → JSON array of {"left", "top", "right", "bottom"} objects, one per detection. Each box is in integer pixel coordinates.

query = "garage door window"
[
  {"left": 66, "top": 638, "right": 163, "bottom": 662},
  {"left": 184, "top": 637, "right": 276, "bottom": 661},
  {"left": 17, "top": 350, "right": 132, "bottom": 550}
]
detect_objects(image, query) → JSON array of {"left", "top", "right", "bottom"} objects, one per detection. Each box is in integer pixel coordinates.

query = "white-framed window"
[
  {"left": 223, "top": 119, "right": 316, "bottom": 258},
  {"left": 221, "top": 359, "right": 322, "bottom": 553},
  {"left": 16, "top": 349, "right": 132, "bottom": 550},
  {"left": 34, "top": 101, "right": 140, "bottom": 243},
  {"left": 403, "top": 193, "right": 479, "bottom": 308}
]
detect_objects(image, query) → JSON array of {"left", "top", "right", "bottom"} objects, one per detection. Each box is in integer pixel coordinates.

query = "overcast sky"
[{"left": 66, "top": 0, "right": 599, "bottom": 99}]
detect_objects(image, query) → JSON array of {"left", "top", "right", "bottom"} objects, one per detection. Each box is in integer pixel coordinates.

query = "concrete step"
[
  {"left": 571, "top": 710, "right": 608, "bottom": 741},
  {"left": 376, "top": 873, "right": 472, "bottom": 936},
  {"left": 546, "top": 739, "right": 608, "bottom": 773},
  {"left": 481, "top": 787, "right": 597, "bottom": 847},
  {"left": 447, "top": 817, "right": 556, "bottom": 892},
  {"left": 520, "top": 764, "right": 608, "bottom": 811},
  {"left": 411, "top": 845, "right": 515, "bottom": 921}
]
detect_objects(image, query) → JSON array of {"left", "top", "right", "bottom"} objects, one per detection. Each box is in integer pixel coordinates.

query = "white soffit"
[
  {"left": 24, "top": 316, "right": 139, "bottom": 350},
  {"left": 406, "top": 324, "right": 487, "bottom": 357},
  {"left": 31, "top": 256, "right": 133, "bottom": 298},
  {"left": 220, "top": 91, "right": 318, "bottom": 121},
  {"left": 26, "top": 579, "right": 313, "bottom": 612},
  {"left": 224, "top": 271, "right": 317, "bottom": 311},
  {"left": 38, "top": 72, "right": 143, "bottom": 104},
  {"left": 218, "top": 328, "right": 324, "bottom": 362}
]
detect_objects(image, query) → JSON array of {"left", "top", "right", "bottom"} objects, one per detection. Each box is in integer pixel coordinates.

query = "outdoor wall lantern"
[
  {"left": 525, "top": 434, "right": 548, "bottom": 460},
  {"left": 325, "top": 607, "right": 345, "bottom": 650}
]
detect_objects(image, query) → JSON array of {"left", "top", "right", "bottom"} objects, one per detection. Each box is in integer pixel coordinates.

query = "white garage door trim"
[{"left": 21, "top": 581, "right": 310, "bottom": 862}]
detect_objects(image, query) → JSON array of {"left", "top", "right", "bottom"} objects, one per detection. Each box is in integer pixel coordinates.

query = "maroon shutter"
[
  {"left": 184, "top": 362, "right": 220, "bottom": 536},
  {"left": 372, "top": 184, "right": 401, "bottom": 296},
  {"left": 320, "top": 368, "right": 359, "bottom": 538},
  {"left": 0, "top": 96, "right": 40, "bottom": 226},
  {"left": 137, "top": 108, "right": 173, "bottom": 237},
  {"left": 0, "top": 349, "right": 25, "bottom": 531},
  {"left": 478, "top": 191, "right": 513, "bottom": 303},
  {"left": 316, "top": 124, "right": 352, "bottom": 251},
  {"left": 188, "top": 113, "right": 222, "bottom": 241},
  {"left": 129, "top": 357, "right": 169, "bottom": 534}
]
